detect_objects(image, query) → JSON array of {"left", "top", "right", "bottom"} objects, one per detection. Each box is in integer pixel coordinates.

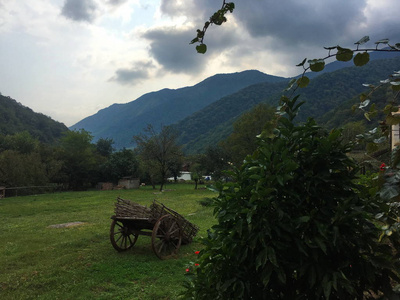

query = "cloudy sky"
[{"left": 1, "top": 0, "right": 399, "bottom": 126}]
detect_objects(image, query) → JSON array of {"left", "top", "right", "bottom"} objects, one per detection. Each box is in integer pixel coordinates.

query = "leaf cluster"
[
  {"left": 294, "top": 37, "right": 400, "bottom": 93},
  {"left": 190, "top": 1, "right": 235, "bottom": 54}
]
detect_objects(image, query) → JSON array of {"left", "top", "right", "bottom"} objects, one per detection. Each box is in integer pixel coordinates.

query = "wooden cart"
[{"left": 110, "top": 198, "right": 199, "bottom": 259}]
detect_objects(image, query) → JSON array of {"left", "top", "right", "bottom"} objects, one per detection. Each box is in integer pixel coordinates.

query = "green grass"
[{"left": 0, "top": 184, "right": 216, "bottom": 299}]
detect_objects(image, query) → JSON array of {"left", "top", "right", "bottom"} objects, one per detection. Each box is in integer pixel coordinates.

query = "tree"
[
  {"left": 199, "top": 145, "right": 230, "bottom": 182},
  {"left": 133, "top": 125, "right": 183, "bottom": 191},
  {"left": 190, "top": 162, "right": 202, "bottom": 190},
  {"left": 183, "top": 6, "right": 400, "bottom": 297},
  {"left": 95, "top": 138, "right": 114, "bottom": 158},
  {"left": 58, "top": 129, "right": 98, "bottom": 190},
  {"left": 0, "top": 131, "right": 39, "bottom": 154},
  {"left": 0, "top": 132, "right": 50, "bottom": 188},
  {"left": 183, "top": 96, "right": 400, "bottom": 299},
  {"left": 98, "top": 148, "right": 139, "bottom": 183},
  {"left": 220, "top": 103, "right": 277, "bottom": 165},
  {"left": 0, "top": 150, "right": 48, "bottom": 187}
]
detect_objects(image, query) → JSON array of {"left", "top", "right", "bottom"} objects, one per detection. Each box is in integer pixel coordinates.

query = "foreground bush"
[{"left": 183, "top": 96, "right": 400, "bottom": 299}]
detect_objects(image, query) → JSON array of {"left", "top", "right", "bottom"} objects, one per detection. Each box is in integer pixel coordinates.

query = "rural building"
[
  {"left": 118, "top": 177, "right": 140, "bottom": 189},
  {"left": 168, "top": 171, "right": 192, "bottom": 181}
]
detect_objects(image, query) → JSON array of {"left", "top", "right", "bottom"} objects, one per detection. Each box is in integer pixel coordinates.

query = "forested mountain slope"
[
  {"left": 70, "top": 70, "right": 287, "bottom": 149},
  {"left": 176, "top": 56, "right": 400, "bottom": 154},
  {"left": 0, "top": 94, "right": 68, "bottom": 143}
]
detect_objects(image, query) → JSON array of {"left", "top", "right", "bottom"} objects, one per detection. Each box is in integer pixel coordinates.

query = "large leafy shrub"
[{"left": 183, "top": 96, "right": 400, "bottom": 299}]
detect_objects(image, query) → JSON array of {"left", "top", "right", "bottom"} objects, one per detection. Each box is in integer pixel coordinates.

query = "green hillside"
[
  {"left": 70, "top": 70, "right": 287, "bottom": 149},
  {"left": 176, "top": 56, "right": 400, "bottom": 154},
  {"left": 174, "top": 80, "right": 287, "bottom": 153},
  {"left": 0, "top": 94, "right": 68, "bottom": 143}
]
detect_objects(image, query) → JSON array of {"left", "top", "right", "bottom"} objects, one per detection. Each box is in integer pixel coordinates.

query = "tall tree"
[
  {"left": 220, "top": 103, "right": 277, "bottom": 165},
  {"left": 0, "top": 132, "right": 49, "bottom": 188},
  {"left": 98, "top": 148, "right": 139, "bottom": 183},
  {"left": 58, "top": 129, "right": 98, "bottom": 190},
  {"left": 199, "top": 146, "right": 230, "bottom": 181},
  {"left": 133, "top": 125, "right": 183, "bottom": 191},
  {"left": 95, "top": 138, "right": 114, "bottom": 158}
]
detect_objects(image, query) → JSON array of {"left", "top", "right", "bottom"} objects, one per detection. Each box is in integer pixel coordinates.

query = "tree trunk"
[{"left": 159, "top": 181, "right": 164, "bottom": 191}]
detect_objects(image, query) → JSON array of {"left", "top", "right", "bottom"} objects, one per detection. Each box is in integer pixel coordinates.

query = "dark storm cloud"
[
  {"left": 159, "top": 0, "right": 384, "bottom": 48},
  {"left": 61, "top": 0, "right": 98, "bottom": 22},
  {"left": 234, "top": 0, "right": 368, "bottom": 46},
  {"left": 109, "top": 61, "right": 155, "bottom": 85},
  {"left": 141, "top": 25, "right": 237, "bottom": 74},
  {"left": 141, "top": 28, "right": 205, "bottom": 74}
]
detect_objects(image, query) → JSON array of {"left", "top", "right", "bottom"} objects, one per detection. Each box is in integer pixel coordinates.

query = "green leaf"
[
  {"left": 391, "top": 81, "right": 400, "bottom": 91},
  {"left": 355, "top": 36, "right": 370, "bottom": 45},
  {"left": 362, "top": 83, "right": 375, "bottom": 88},
  {"left": 190, "top": 37, "right": 199, "bottom": 44},
  {"left": 296, "top": 76, "right": 310, "bottom": 88},
  {"left": 296, "top": 58, "right": 307, "bottom": 67},
  {"left": 262, "top": 266, "right": 273, "bottom": 286},
  {"left": 196, "top": 44, "right": 207, "bottom": 54},
  {"left": 298, "top": 216, "right": 310, "bottom": 223},
  {"left": 308, "top": 59, "right": 325, "bottom": 72},
  {"left": 373, "top": 136, "right": 386, "bottom": 144},
  {"left": 336, "top": 48, "right": 353, "bottom": 62},
  {"left": 375, "top": 38, "right": 389, "bottom": 45},
  {"left": 324, "top": 46, "right": 337, "bottom": 50},
  {"left": 379, "top": 185, "right": 399, "bottom": 200},
  {"left": 315, "top": 237, "right": 327, "bottom": 254},
  {"left": 267, "top": 247, "right": 278, "bottom": 267},
  {"left": 308, "top": 266, "right": 316, "bottom": 287},
  {"left": 284, "top": 78, "right": 296, "bottom": 91},
  {"left": 255, "top": 248, "right": 268, "bottom": 270},
  {"left": 226, "top": 2, "right": 235, "bottom": 12},
  {"left": 323, "top": 279, "right": 332, "bottom": 299},
  {"left": 359, "top": 99, "right": 370, "bottom": 109},
  {"left": 353, "top": 52, "right": 369, "bottom": 66}
]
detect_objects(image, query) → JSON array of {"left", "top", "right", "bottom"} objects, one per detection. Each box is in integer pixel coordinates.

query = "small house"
[
  {"left": 168, "top": 171, "right": 192, "bottom": 181},
  {"left": 118, "top": 177, "right": 140, "bottom": 189}
]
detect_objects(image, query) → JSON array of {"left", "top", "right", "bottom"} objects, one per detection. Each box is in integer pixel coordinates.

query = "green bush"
[{"left": 183, "top": 96, "right": 400, "bottom": 299}]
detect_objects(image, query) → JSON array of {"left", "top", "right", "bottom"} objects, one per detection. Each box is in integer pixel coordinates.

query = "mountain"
[
  {"left": 0, "top": 94, "right": 69, "bottom": 143},
  {"left": 173, "top": 80, "right": 287, "bottom": 153},
  {"left": 70, "top": 70, "right": 288, "bottom": 149},
  {"left": 175, "top": 56, "right": 400, "bottom": 153},
  {"left": 71, "top": 50, "right": 400, "bottom": 152}
]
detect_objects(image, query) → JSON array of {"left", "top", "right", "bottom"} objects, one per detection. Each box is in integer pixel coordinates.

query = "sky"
[{"left": 1, "top": 0, "right": 399, "bottom": 127}]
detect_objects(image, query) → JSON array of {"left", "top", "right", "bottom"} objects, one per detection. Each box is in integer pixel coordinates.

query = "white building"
[{"left": 167, "top": 171, "right": 192, "bottom": 181}]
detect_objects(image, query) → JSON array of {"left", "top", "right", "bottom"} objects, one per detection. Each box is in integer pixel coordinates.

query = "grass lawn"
[{"left": 0, "top": 184, "right": 216, "bottom": 299}]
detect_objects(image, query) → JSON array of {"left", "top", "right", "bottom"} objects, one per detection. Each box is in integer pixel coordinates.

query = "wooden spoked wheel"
[
  {"left": 110, "top": 219, "right": 138, "bottom": 252},
  {"left": 151, "top": 215, "right": 182, "bottom": 259}
]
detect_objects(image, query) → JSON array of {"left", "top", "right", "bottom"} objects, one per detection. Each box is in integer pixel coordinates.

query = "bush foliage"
[{"left": 183, "top": 96, "right": 400, "bottom": 299}]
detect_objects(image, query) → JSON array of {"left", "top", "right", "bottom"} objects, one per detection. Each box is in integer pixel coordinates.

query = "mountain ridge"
[
  {"left": 0, "top": 94, "right": 69, "bottom": 143},
  {"left": 70, "top": 70, "right": 288, "bottom": 148}
]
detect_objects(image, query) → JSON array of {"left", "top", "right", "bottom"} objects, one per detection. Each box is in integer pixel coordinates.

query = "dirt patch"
[{"left": 47, "top": 222, "right": 86, "bottom": 228}]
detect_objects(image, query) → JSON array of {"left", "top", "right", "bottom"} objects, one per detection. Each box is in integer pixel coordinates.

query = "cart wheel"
[
  {"left": 152, "top": 215, "right": 182, "bottom": 259},
  {"left": 110, "top": 219, "right": 138, "bottom": 252}
]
